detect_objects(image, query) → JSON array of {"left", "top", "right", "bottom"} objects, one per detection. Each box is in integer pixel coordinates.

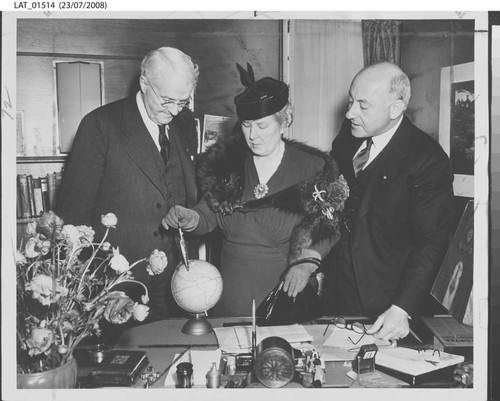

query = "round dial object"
[{"left": 254, "top": 336, "right": 295, "bottom": 388}]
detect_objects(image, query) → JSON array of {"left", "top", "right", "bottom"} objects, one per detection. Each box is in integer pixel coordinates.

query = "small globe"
[{"left": 171, "top": 259, "right": 223, "bottom": 314}]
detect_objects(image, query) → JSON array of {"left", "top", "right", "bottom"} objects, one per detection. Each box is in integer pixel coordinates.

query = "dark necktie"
[
  {"left": 352, "top": 138, "right": 373, "bottom": 177},
  {"left": 158, "top": 124, "right": 170, "bottom": 165}
]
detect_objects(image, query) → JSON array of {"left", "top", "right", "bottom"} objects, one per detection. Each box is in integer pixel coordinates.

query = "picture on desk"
[{"left": 431, "top": 200, "right": 474, "bottom": 326}]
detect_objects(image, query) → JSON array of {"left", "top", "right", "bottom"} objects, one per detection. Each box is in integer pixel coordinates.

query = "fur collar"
[{"left": 196, "top": 129, "right": 349, "bottom": 261}]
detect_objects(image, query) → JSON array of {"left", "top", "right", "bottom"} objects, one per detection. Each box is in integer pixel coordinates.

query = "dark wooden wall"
[{"left": 17, "top": 18, "right": 281, "bottom": 157}]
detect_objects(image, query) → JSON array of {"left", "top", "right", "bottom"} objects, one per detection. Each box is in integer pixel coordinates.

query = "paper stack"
[{"left": 213, "top": 324, "right": 313, "bottom": 353}]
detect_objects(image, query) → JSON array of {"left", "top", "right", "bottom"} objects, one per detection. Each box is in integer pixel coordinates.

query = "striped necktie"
[
  {"left": 158, "top": 124, "right": 170, "bottom": 165},
  {"left": 352, "top": 138, "right": 373, "bottom": 177}
]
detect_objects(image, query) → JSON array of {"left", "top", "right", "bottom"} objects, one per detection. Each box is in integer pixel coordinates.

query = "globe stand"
[{"left": 181, "top": 312, "right": 213, "bottom": 335}]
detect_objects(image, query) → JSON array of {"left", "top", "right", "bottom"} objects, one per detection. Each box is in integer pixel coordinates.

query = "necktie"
[
  {"left": 352, "top": 138, "right": 373, "bottom": 177},
  {"left": 158, "top": 124, "right": 170, "bottom": 165}
]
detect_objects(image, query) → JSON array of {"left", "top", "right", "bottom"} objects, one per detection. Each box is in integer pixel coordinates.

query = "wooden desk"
[{"left": 110, "top": 317, "right": 409, "bottom": 389}]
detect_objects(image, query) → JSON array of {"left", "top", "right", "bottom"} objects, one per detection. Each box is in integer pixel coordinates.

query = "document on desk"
[
  {"left": 214, "top": 324, "right": 313, "bottom": 353},
  {"left": 375, "top": 347, "right": 464, "bottom": 376},
  {"left": 321, "top": 326, "right": 392, "bottom": 361},
  {"left": 164, "top": 349, "right": 222, "bottom": 387}
]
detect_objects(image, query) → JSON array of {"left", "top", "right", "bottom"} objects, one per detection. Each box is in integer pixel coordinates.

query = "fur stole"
[{"left": 196, "top": 130, "right": 349, "bottom": 262}]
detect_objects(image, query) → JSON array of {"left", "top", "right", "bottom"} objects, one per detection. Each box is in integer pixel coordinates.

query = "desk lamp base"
[{"left": 182, "top": 313, "right": 213, "bottom": 335}]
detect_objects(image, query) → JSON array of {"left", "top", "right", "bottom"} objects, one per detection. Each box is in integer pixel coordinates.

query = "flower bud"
[
  {"left": 146, "top": 249, "right": 168, "bottom": 275},
  {"left": 58, "top": 345, "right": 68, "bottom": 354},
  {"left": 26, "top": 221, "right": 37, "bottom": 236},
  {"left": 132, "top": 303, "right": 150, "bottom": 321},
  {"left": 101, "top": 213, "right": 118, "bottom": 228},
  {"left": 110, "top": 247, "right": 130, "bottom": 274}
]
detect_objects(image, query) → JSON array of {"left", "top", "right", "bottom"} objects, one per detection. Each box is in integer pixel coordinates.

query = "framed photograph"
[
  {"left": 201, "top": 114, "right": 238, "bottom": 153},
  {"left": 431, "top": 199, "right": 474, "bottom": 325},
  {"left": 438, "top": 62, "right": 474, "bottom": 198}
]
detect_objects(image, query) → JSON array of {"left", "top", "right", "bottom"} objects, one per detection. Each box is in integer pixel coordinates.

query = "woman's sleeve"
[{"left": 309, "top": 233, "right": 340, "bottom": 259}]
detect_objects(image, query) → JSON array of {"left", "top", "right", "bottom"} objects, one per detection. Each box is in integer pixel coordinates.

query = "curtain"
[
  {"left": 362, "top": 20, "right": 401, "bottom": 66},
  {"left": 288, "top": 20, "right": 363, "bottom": 151}
]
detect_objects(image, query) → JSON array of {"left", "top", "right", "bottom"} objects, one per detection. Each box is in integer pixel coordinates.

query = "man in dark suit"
[
  {"left": 56, "top": 47, "right": 199, "bottom": 321},
  {"left": 327, "top": 62, "right": 454, "bottom": 341}
]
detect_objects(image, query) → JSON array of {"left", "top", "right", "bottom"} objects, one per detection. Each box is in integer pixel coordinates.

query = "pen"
[
  {"left": 323, "top": 321, "right": 331, "bottom": 337},
  {"left": 138, "top": 343, "right": 217, "bottom": 348},
  {"left": 178, "top": 226, "right": 190, "bottom": 271},
  {"left": 409, "top": 328, "right": 424, "bottom": 344},
  {"left": 151, "top": 346, "right": 191, "bottom": 386},
  {"left": 252, "top": 299, "right": 257, "bottom": 359}
]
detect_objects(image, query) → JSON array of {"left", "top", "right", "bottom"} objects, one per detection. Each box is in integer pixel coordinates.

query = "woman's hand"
[
  {"left": 282, "top": 262, "right": 318, "bottom": 298},
  {"left": 162, "top": 205, "right": 200, "bottom": 232}
]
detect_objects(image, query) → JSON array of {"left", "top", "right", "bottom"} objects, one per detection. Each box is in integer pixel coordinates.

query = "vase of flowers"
[{"left": 16, "top": 211, "right": 168, "bottom": 388}]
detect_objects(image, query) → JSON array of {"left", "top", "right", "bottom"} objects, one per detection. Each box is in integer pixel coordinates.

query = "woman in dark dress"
[{"left": 163, "top": 65, "right": 348, "bottom": 317}]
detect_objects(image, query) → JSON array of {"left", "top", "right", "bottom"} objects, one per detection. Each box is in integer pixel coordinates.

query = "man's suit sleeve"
[
  {"left": 392, "top": 151, "right": 454, "bottom": 317},
  {"left": 56, "top": 112, "right": 106, "bottom": 225},
  {"left": 191, "top": 197, "right": 218, "bottom": 235}
]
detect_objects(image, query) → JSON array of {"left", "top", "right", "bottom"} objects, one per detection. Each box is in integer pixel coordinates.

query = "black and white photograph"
[{"left": 1, "top": 6, "right": 494, "bottom": 401}]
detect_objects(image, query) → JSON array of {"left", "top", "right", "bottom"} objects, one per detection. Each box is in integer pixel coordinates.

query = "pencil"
[{"left": 252, "top": 299, "right": 257, "bottom": 358}]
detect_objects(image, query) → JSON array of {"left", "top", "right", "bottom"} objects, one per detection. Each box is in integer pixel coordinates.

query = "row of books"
[{"left": 17, "top": 171, "right": 63, "bottom": 219}]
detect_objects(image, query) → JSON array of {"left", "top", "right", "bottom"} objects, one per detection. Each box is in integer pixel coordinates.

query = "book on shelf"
[
  {"left": 17, "top": 174, "right": 30, "bottom": 218},
  {"left": 47, "top": 172, "right": 57, "bottom": 212},
  {"left": 26, "top": 175, "right": 36, "bottom": 218},
  {"left": 17, "top": 170, "right": 64, "bottom": 219},
  {"left": 33, "top": 177, "right": 44, "bottom": 216},
  {"left": 40, "top": 175, "right": 49, "bottom": 212}
]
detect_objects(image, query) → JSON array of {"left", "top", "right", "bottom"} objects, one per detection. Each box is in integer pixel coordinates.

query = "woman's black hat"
[{"left": 234, "top": 63, "right": 289, "bottom": 120}]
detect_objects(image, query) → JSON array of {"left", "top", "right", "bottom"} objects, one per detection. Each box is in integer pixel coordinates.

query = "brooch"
[{"left": 254, "top": 183, "right": 269, "bottom": 199}]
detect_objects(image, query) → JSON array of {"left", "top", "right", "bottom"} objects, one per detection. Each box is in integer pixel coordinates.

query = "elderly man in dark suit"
[
  {"left": 56, "top": 47, "right": 199, "bottom": 321},
  {"left": 327, "top": 62, "right": 454, "bottom": 341}
]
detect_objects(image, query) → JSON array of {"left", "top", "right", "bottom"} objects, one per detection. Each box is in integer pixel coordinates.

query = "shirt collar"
[
  {"left": 136, "top": 91, "right": 166, "bottom": 136},
  {"left": 371, "top": 115, "right": 403, "bottom": 150}
]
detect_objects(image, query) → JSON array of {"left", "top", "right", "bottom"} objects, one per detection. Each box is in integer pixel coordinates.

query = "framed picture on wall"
[{"left": 438, "top": 62, "right": 474, "bottom": 198}]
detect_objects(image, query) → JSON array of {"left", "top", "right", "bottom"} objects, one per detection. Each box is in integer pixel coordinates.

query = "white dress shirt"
[
  {"left": 352, "top": 115, "right": 403, "bottom": 170},
  {"left": 136, "top": 91, "right": 168, "bottom": 152}
]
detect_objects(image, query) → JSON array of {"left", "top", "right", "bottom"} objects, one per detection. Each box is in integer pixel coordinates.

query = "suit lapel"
[
  {"left": 121, "top": 97, "right": 167, "bottom": 197},
  {"left": 355, "top": 116, "right": 411, "bottom": 222}
]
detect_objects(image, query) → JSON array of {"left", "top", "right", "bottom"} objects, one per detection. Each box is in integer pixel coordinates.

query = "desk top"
[{"left": 111, "top": 317, "right": 411, "bottom": 389}]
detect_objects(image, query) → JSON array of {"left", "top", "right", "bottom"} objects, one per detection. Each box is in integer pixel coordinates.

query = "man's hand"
[
  {"left": 162, "top": 205, "right": 200, "bottom": 232},
  {"left": 365, "top": 304, "right": 410, "bottom": 341}
]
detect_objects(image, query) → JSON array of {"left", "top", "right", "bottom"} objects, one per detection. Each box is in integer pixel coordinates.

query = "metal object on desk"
[
  {"left": 176, "top": 362, "right": 194, "bottom": 388},
  {"left": 89, "top": 343, "right": 112, "bottom": 364},
  {"left": 254, "top": 336, "right": 295, "bottom": 388},
  {"left": 141, "top": 366, "right": 161, "bottom": 389},
  {"left": 352, "top": 344, "right": 378, "bottom": 375},
  {"left": 206, "top": 362, "right": 221, "bottom": 388}
]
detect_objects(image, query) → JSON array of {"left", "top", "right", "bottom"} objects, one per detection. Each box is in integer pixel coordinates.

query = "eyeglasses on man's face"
[
  {"left": 324, "top": 316, "right": 368, "bottom": 345},
  {"left": 145, "top": 78, "right": 190, "bottom": 110}
]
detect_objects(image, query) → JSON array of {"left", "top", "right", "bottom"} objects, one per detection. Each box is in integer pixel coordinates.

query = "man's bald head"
[
  {"left": 346, "top": 62, "right": 411, "bottom": 138},
  {"left": 355, "top": 62, "right": 411, "bottom": 109}
]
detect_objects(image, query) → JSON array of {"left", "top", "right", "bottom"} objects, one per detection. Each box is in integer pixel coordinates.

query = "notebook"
[
  {"left": 376, "top": 346, "right": 464, "bottom": 377},
  {"left": 421, "top": 315, "right": 473, "bottom": 347}
]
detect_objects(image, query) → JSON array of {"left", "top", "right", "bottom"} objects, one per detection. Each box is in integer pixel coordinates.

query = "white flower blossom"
[
  {"left": 110, "top": 247, "right": 130, "bottom": 274},
  {"left": 101, "top": 213, "right": 118, "bottom": 228}
]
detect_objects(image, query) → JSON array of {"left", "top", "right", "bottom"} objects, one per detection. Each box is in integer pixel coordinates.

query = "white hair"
[{"left": 140, "top": 47, "right": 199, "bottom": 88}]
